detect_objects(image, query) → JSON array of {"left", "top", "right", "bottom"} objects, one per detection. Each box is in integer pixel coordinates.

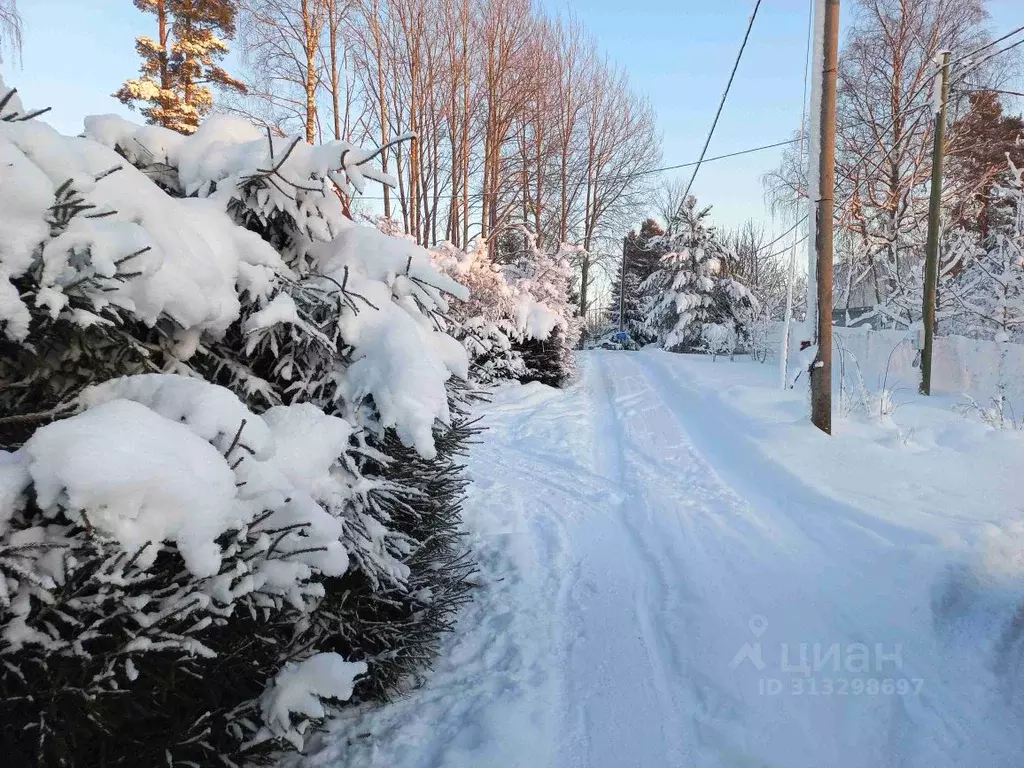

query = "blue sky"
[{"left": 4, "top": 0, "right": 1021, "bottom": 236}]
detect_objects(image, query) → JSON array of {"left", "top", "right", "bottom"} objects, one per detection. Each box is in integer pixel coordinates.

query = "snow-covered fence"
[
  {"left": 769, "top": 323, "right": 1024, "bottom": 410},
  {"left": 830, "top": 327, "right": 1024, "bottom": 407}
]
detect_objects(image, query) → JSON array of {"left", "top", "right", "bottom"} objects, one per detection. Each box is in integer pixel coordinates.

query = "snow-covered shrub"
[
  {"left": 700, "top": 322, "right": 736, "bottom": 360},
  {"left": 319, "top": 403, "right": 478, "bottom": 699},
  {"left": 957, "top": 393, "right": 1022, "bottom": 430},
  {"left": 641, "top": 196, "right": 758, "bottom": 354},
  {"left": 463, "top": 316, "right": 529, "bottom": 383},
  {"left": 430, "top": 241, "right": 526, "bottom": 384},
  {"left": 0, "top": 78, "right": 477, "bottom": 765},
  {"left": 0, "top": 381, "right": 370, "bottom": 764},
  {"left": 747, "top": 309, "right": 775, "bottom": 363},
  {"left": 430, "top": 233, "right": 581, "bottom": 388},
  {"left": 955, "top": 338, "right": 1022, "bottom": 430},
  {"left": 503, "top": 230, "right": 582, "bottom": 387},
  {"left": 259, "top": 654, "right": 368, "bottom": 750},
  {"left": 834, "top": 333, "right": 904, "bottom": 421}
]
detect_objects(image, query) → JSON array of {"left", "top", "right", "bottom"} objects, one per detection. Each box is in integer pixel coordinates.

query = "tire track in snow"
[
  {"left": 556, "top": 353, "right": 691, "bottom": 768},
  {"left": 632, "top": 350, "right": 937, "bottom": 557},
  {"left": 625, "top": 350, "right": 933, "bottom": 764},
  {"left": 298, "top": 382, "right": 591, "bottom": 768},
  {"left": 589, "top": 351, "right": 936, "bottom": 766},
  {"left": 591, "top": 354, "right": 700, "bottom": 696},
  {"left": 591, "top": 352, "right": 760, "bottom": 765}
]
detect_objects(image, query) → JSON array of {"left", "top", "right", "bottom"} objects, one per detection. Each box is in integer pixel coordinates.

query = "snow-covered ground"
[{"left": 301, "top": 349, "right": 1024, "bottom": 768}]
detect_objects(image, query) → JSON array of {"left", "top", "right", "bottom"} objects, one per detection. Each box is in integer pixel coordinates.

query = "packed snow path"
[{"left": 304, "top": 350, "right": 1024, "bottom": 768}]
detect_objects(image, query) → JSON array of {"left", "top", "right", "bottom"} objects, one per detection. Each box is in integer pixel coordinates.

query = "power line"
[
  {"left": 810, "top": 24, "right": 1024, "bottom": 197},
  {"left": 348, "top": 106, "right": 930, "bottom": 204},
  {"left": 834, "top": 101, "right": 933, "bottom": 186},
  {"left": 948, "top": 24, "right": 1024, "bottom": 69},
  {"left": 681, "top": 0, "right": 763, "bottom": 202},
  {"left": 764, "top": 234, "right": 808, "bottom": 263},
  {"left": 762, "top": 215, "right": 809, "bottom": 253},
  {"left": 351, "top": 135, "right": 801, "bottom": 200},
  {"left": 350, "top": 102, "right": 960, "bottom": 203},
  {"left": 601, "top": 137, "right": 801, "bottom": 182},
  {"left": 960, "top": 85, "right": 1024, "bottom": 98},
  {"left": 836, "top": 28, "right": 1024, "bottom": 202},
  {"left": 346, "top": 97, "right": 971, "bottom": 206},
  {"left": 951, "top": 35, "right": 1024, "bottom": 86}
]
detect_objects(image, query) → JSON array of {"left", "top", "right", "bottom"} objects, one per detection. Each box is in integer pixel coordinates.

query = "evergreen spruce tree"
[
  {"left": 0, "top": 79, "right": 475, "bottom": 765},
  {"left": 947, "top": 92, "right": 1024, "bottom": 238},
  {"left": 115, "top": 0, "right": 245, "bottom": 133},
  {"left": 641, "top": 196, "right": 757, "bottom": 353},
  {"left": 608, "top": 218, "right": 666, "bottom": 342}
]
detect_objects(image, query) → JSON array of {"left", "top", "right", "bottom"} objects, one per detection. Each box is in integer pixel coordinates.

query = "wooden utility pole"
[
  {"left": 617, "top": 247, "right": 627, "bottom": 332},
  {"left": 809, "top": 0, "right": 840, "bottom": 435},
  {"left": 920, "top": 50, "right": 951, "bottom": 396}
]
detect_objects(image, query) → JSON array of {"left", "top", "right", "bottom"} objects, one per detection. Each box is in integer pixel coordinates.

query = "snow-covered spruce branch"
[{"left": 1, "top": 76, "right": 478, "bottom": 765}]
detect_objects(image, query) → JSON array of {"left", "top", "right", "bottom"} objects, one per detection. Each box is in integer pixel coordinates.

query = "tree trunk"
[{"left": 303, "top": 0, "right": 317, "bottom": 143}]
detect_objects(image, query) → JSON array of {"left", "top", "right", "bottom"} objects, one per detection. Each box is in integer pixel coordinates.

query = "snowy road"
[{"left": 304, "top": 350, "right": 1024, "bottom": 768}]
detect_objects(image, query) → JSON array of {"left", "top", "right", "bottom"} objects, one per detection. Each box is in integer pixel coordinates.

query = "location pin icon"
[{"left": 749, "top": 614, "right": 768, "bottom": 638}]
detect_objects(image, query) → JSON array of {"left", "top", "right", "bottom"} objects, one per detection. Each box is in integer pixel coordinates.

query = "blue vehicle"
[{"left": 591, "top": 329, "right": 639, "bottom": 351}]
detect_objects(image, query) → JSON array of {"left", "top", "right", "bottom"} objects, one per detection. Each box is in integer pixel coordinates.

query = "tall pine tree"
[{"left": 115, "top": 0, "right": 245, "bottom": 134}]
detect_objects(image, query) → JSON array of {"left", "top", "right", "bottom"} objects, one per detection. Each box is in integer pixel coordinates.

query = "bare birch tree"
[
  {"left": 226, "top": 0, "right": 662, "bottom": 300},
  {"left": 234, "top": 0, "right": 327, "bottom": 142},
  {"left": 0, "top": 0, "right": 22, "bottom": 64}
]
